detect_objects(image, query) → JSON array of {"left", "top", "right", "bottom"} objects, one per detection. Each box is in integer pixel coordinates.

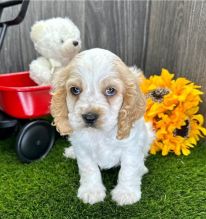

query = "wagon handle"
[
  {"left": 0, "top": 0, "right": 30, "bottom": 51},
  {"left": 0, "top": 23, "right": 7, "bottom": 51},
  {"left": 0, "top": 1, "right": 24, "bottom": 17}
]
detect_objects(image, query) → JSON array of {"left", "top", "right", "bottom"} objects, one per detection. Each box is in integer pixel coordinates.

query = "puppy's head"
[{"left": 51, "top": 48, "right": 145, "bottom": 139}]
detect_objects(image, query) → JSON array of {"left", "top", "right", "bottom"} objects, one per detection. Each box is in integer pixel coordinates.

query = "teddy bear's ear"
[{"left": 30, "top": 21, "right": 45, "bottom": 42}]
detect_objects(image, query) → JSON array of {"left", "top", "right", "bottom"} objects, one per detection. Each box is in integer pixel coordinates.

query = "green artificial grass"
[{"left": 0, "top": 136, "right": 206, "bottom": 219}]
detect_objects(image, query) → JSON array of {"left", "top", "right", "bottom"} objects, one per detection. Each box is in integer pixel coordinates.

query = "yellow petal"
[
  {"left": 199, "top": 127, "right": 206, "bottom": 136},
  {"left": 182, "top": 147, "right": 191, "bottom": 156},
  {"left": 161, "top": 68, "right": 174, "bottom": 86},
  {"left": 192, "top": 114, "right": 204, "bottom": 125}
]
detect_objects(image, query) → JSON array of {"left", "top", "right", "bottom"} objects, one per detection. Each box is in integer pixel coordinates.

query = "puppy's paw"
[
  {"left": 63, "top": 146, "right": 76, "bottom": 159},
  {"left": 111, "top": 185, "right": 141, "bottom": 206},
  {"left": 78, "top": 184, "right": 106, "bottom": 204}
]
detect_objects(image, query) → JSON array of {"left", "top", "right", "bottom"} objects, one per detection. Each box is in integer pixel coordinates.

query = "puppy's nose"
[
  {"left": 82, "top": 113, "right": 99, "bottom": 125},
  {"left": 73, "top": 41, "right": 79, "bottom": 47}
]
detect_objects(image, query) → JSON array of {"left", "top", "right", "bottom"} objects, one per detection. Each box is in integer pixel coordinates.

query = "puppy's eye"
[
  {"left": 70, "top": 87, "right": 81, "bottom": 95},
  {"left": 105, "top": 87, "right": 116, "bottom": 96},
  {"left": 60, "top": 39, "right": 64, "bottom": 44}
]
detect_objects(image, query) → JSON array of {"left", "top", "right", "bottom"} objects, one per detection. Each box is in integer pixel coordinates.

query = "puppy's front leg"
[
  {"left": 111, "top": 149, "right": 147, "bottom": 206},
  {"left": 77, "top": 154, "right": 106, "bottom": 204}
]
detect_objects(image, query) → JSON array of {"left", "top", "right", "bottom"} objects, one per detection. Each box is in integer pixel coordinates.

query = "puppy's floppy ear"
[
  {"left": 50, "top": 67, "right": 73, "bottom": 136},
  {"left": 116, "top": 60, "right": 146, "bottom": 140}
]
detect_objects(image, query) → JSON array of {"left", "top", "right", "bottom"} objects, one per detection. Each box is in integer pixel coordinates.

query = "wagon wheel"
[{"left": 15, "top": 120, "right": 55, "bottom": 163}]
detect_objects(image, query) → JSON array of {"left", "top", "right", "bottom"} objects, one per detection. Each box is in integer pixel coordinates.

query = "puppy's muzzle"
[{"left": 82, "top": 112, "right": 99, "bottom": 126}]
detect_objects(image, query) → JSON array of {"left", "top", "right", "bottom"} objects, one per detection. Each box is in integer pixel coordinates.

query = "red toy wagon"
[
  {"left": 0, "top": 72, "right": 55, "bottom": 163},
  {"left": 0, "top": 0, "right": 56, "bottom": 163}
]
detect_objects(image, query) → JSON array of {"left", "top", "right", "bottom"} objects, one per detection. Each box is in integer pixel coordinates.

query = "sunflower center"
[
  {"left": 148, "top": 88, "right": 170, "bottom": 102},
  {"left": 173, "top": 120, "right": 190, "bottom": 138}
]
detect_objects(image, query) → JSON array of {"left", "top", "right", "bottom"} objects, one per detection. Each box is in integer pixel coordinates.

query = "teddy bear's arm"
[{"left": 29, "top": 57, "right": 52, "bottom": 85}]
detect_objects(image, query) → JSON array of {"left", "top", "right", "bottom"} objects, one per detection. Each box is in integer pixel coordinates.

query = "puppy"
[{"left": 51, "top": 48, "right": 155, "bottom": 205}]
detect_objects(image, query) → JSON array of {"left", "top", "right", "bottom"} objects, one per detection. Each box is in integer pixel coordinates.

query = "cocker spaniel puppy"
[{"left": 51, "top": 48, "right": 155, "bottom": 205}]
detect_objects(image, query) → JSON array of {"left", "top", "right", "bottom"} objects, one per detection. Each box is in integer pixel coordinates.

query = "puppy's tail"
[{"left": 129, "top": 65, "right": 145, "bottom": 85}]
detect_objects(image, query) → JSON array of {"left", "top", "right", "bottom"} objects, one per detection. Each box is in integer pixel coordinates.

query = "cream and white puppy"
[{"left": 51, "top": 48, "right": 155, "bottom": 205}]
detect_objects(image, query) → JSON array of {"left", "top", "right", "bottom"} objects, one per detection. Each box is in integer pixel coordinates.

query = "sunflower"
[{"left": 141, "top": 68, "right": 206, "bottom": 156}]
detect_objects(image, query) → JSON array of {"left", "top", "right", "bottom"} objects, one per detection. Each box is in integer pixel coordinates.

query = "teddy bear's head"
[{"left": 30, "top": 17, "right": 81, "bottom": 65}]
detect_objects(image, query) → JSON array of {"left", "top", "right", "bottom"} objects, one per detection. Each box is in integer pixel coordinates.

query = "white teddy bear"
[{"left": 29, "top": 17, "right": 81, "bottom": 85}]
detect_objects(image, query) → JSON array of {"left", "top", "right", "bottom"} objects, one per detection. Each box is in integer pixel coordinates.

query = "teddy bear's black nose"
[
  {"left": 73, "top": 41, "right": 79, "bottom": 47},
  {"left": 82, "top": 113, "right": 99, "bottom": 126}
]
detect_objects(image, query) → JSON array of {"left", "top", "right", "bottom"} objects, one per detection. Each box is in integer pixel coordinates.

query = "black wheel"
[{"left": 16, "top": 120, "right": 56, "bottom": 163}]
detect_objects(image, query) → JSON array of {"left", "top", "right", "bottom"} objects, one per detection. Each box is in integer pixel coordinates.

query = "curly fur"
[
  {"left": 50, "top": 48, "right": 155, "bottom": 205},
  {"left": 51, "top": 88, "right": 72, "bottom": 135},
  {"left": 116, "top": 61, "right": 146, "bottom": 140}
]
